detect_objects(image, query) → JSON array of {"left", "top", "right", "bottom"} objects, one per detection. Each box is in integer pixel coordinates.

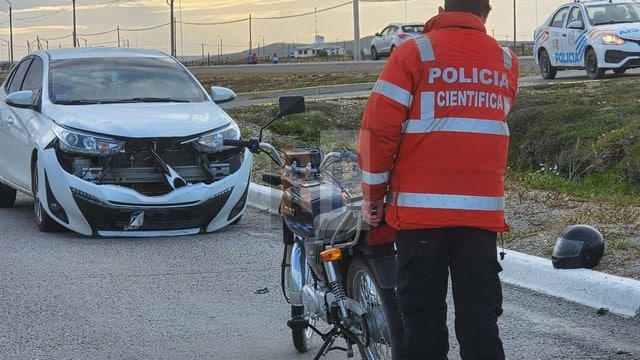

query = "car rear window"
[{"left": 401, "top": 25, "right": 424, "bottom": 33}]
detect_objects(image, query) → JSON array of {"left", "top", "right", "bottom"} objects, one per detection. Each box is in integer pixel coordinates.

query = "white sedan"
[
  {"left": 0, "top": 47, "right": 251, "bottom": 237},
  {"left": 533, "top": 0, "right": 640, "bottom": 79}
]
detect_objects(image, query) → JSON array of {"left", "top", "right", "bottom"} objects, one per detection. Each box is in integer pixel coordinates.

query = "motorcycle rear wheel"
[{"left": 347, "top": 257, "right": 405, "bottom": 360}]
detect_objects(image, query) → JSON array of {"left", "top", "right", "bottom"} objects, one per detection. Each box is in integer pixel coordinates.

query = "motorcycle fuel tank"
[{"left": 281, "top": 183, "right": 345, "bottom": 237}]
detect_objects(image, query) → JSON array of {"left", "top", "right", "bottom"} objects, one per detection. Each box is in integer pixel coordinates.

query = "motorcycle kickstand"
[
  {"left": 312, "top": 326, "right": 355, "bottom": 360},
  {"left": 289, "top": 318, "right": 354, "bottom": 359}
]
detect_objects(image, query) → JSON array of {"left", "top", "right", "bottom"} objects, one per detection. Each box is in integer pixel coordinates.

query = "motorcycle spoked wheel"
[{"left": 347, "top": 257, "right": 405, "bottom": 360}]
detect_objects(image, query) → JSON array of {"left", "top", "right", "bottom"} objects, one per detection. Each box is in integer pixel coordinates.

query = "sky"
[{"left": 0, "top": 0, "right": 562, "bottom": 61}]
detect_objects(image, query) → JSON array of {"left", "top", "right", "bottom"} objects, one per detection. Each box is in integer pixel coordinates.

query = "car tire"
[
  {"left": 31, "top": 162, "right": 62, "bottom": 232},
  {"left": 539, "top": 49, "right": 557, "bottom": 80},
  {"left": 0, "top": 183, "right": 17, "bottom": 208},
  {"left": 371, "top": 46, "right": 380, "bottom": 60},
  {"left": 585, "top": 48, "right": 605, "bottom": 79}
]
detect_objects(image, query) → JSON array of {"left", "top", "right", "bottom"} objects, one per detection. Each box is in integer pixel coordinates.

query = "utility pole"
[
  {"left": 5, "top": 0, "right": 13, "bottom": 64},
  {"left": 353, "top": 0, "right": 360, "bottom": 61},
  {"left": 513, "top": 0, "right": 517, "bottom": 53},
  {"left": 166, "top": 0, "right": 176, "bottom": 57},
  {"left": 72, "top": 0, "right": 77, "bottom": 48},
  {"left": 249, "top": 14, "right": 252, "bottom": 54}
]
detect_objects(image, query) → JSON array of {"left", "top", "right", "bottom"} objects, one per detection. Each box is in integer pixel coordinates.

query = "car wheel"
[
  {"left": 371, "top": 46, "right": 380, "bottom": 60},
  {"left": 585, "top": 48, "right": 605, "bottom": 79},
  {"left": 0, "top": 183, "right": 17, "bottom": 208},
  {"left": 539, "top": 49, "right": 557, "bottom": 80},
  {"left": 31, "top": 162, "right": 62, "bottom": 232}
]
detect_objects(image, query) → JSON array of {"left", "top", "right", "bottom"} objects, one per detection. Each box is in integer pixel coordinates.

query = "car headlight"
[
  {"left": 52, "top": 123, "right": 124, "bottom": 156},
  {"left": 601, "top": 34, "right": 625, "bottom": 45},
  {"left": 194, "top": 122, "right": 240, "bottom": 153}
]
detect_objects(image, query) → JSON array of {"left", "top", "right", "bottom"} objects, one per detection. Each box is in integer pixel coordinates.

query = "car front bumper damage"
[{"left": 38, "top": 146, "right": 252, "bottom": 237}]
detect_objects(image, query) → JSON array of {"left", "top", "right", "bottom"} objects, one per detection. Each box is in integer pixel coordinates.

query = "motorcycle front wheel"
[
  {"left": 283, "top": 226, "right": 315, "bottom": 353},
  {"left": 347, "top": 257, "right": 405, "bottom": 360}
]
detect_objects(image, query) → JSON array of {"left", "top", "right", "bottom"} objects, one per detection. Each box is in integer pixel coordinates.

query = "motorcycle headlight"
[
  {"left": 601, "top": 34, "right": 625, "bottom": 45},
  {"left": 194, "top": 122, "right": 240, "bottom": 153},
  {"left": 52, "top": 123, "right": 124, "bottom": 156}
]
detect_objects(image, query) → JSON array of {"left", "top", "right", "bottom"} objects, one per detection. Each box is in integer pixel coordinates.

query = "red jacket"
[{"left": 358, "top": 12, "right": 519, "bottom": 232}]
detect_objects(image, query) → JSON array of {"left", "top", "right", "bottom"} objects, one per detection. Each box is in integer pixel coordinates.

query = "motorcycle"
[{"left": 224, "top": 96, "right": 404, "bottom": 359}]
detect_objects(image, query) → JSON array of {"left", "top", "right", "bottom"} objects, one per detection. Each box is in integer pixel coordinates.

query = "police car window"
[
  {"left": 626, "top": 3, "right": 640, "bottom": 21},
  {"left": 568, "top": 7, "right": 583, "bottom": 25},
  {"left": 550, "top": 7, "right": 570, "bottom": 27}
]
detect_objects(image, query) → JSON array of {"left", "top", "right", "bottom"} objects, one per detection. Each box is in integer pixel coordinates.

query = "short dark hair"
[{"left": 444, "top": 0, "right": 492, "bottom": 17}]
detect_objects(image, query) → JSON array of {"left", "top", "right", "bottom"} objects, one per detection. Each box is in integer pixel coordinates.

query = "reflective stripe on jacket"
[{"left": 358, "top": 12, "right": 519, "bottom": 232}]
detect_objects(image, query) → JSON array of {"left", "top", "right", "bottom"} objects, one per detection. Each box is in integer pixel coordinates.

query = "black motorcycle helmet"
[{"left": 551, "top": 225, "right": 605, "bottom": 269}]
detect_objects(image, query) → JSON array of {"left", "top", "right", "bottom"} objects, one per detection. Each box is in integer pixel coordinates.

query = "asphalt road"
[{"left": 1, "top": 192, "right": 639, "bottom": 359}]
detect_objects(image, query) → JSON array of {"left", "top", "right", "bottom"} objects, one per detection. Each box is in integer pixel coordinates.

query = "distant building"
[{"left": 294, "top": 35, "right": 346, "bottom": 58}]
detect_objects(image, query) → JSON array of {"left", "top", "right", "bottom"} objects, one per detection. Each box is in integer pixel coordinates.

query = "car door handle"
[
  {"left": 4, "top": 116, "right": 13, "bottom": 125},
  {"left": 562, "top": 34, "right": 567, "bottom": 37}
]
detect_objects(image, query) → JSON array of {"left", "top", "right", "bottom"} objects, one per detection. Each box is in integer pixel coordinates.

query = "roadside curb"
[{"left": 247, "top": 182, "right": 640, "bottom": 318}]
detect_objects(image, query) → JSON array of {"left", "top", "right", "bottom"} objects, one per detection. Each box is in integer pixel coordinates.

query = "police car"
[{"left": 533, "top": 0, "right": 640, "bottom": 79}]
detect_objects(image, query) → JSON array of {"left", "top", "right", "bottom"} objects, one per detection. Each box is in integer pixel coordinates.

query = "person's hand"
[{"left": 361, "top": 199, "right": 385, "bottom": 227}]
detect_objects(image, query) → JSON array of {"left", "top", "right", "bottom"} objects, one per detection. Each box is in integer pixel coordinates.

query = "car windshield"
[
  {"left": 401, "top": 24, "right": 423, "bottom": 33},
  {"left": 587, "top": 3, "right": 640, "bottom": 25},
  {"left": 48, "top": 56, "right": 208, "bottom": 105}
]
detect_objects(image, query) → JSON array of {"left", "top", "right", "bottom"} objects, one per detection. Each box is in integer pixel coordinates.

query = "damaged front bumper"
[{"left": 38, "top": 146, "right": 253, "bottom": 237}]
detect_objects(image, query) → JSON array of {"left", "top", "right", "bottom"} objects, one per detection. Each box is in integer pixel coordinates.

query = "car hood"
[
  {"left": 593, "top": 24, "right": 640, "bottom": 40},
  {"left": 46, "top": 102, "right": 234, "bottom": 138},
  {"left": 614, "top": 25, "right": 640, "bottom": 40}
]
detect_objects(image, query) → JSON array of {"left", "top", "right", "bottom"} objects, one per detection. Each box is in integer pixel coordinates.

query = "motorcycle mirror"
[
  {"left": 259, "top": 96, "right": 306, "bottom": 141},
  {"left": 276, "top": 96, "right": 305, "bottom": 118}
]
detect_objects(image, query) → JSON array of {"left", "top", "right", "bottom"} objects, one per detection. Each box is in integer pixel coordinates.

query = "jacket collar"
[{"left": 422, "top": 12, "right": 487, "bottom": 34}]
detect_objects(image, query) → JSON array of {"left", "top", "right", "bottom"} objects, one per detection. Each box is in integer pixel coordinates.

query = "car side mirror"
[
  {"left": 6, "top": 90, "right": 37, "bottom": 109},
  {"left": 567, "top": 20, "right": 584, "bottom": 29},
  {"left": 211, "top": 86, "right": 236, "bottom": 104}
]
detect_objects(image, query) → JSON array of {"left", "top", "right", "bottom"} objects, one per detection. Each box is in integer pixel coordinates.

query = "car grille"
[
  {"left": 72, "top": 187, "right": 233, "bottom": 233},
  {"left": 604, "top": 50, "right": 640, "bottom": 65},
  {"left": 56, "top": 137, "right": 243, "bottom": 196}
]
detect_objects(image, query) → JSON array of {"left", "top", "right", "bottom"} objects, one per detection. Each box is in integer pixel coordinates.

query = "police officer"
[{"left": 357, "top": 0, "right": 519, "bottom": 358}]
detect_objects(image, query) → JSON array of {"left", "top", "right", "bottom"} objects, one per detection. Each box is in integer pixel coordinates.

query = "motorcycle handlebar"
[
  {"left": 223, "top": 138, "right": 284, "bottom": 166},
  {"left": 223, "top": 139, "right": 250, "bottom": 147},
  {"left": 319, "top": 149, "right": 358, "bottom": 171}
]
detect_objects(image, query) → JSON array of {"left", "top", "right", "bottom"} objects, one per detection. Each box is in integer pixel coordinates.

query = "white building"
[{"left": 294, "top": 35, "right": 346, "bottom": 58}]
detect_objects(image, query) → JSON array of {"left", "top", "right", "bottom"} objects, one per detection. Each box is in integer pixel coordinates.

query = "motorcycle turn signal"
[{"left": 320, "top": 247, "right": 343, "bottom": 262}]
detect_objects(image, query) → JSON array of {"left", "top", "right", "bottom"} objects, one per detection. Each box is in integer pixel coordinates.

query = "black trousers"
[{"left": 395, "top": 227, "right": 505, "bottom": 360}]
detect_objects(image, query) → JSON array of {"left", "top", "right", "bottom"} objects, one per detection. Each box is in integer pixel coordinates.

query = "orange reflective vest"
[{"left": 358, "top": 12, "right": 519, "bottom": 232}]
